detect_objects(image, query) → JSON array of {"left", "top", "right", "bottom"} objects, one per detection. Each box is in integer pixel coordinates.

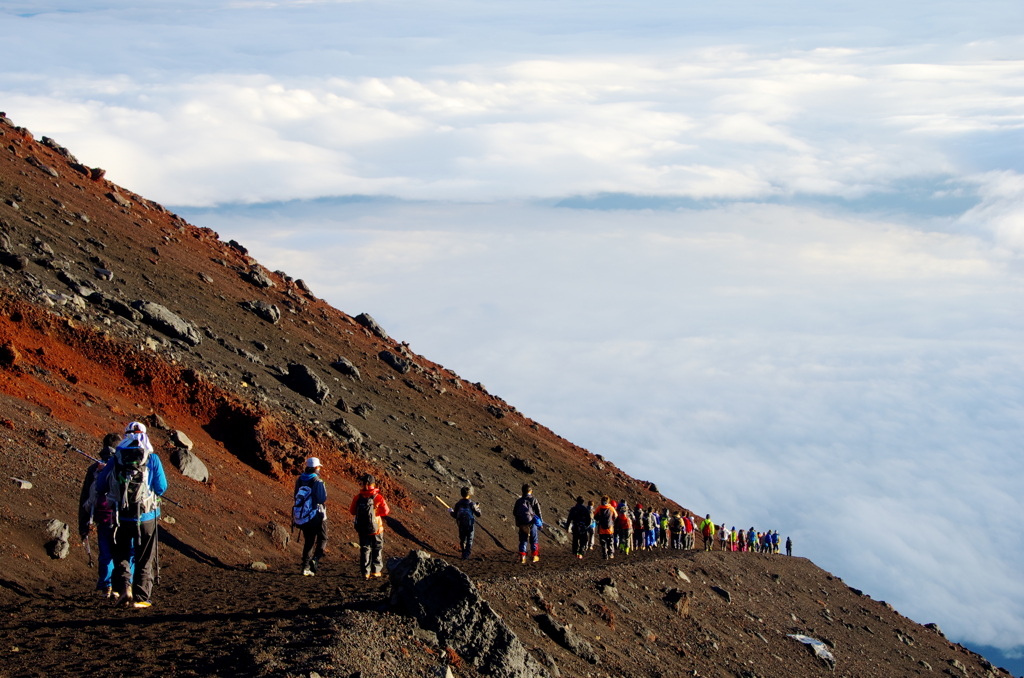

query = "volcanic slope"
[{"left": 0, "top": 113, "right": 1008, "bottom": 678}]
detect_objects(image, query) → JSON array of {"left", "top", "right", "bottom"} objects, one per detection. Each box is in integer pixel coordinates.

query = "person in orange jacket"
[
  {"left": 594, "top": 495, "right": 618, "bottom": 560},
  {"left": 349, "top": 474, "right": 391, "bottom": 578}
]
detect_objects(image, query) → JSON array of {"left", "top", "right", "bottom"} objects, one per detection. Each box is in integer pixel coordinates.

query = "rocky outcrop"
[
  {"left": 284, "top": 363, "right": 329, "bottom": 404},
  {"left": 131, "top": 301, "right": 202, "bottom": 345},
  {"left": 331, "top": 356, "right": 362, "bottom": 380},
  {"left": 389, "top": 551, "right": 550, "bottom": 678},
  {"left": 379, "top": 350, "right": 411, "bottom": 374},
  {"left": 355, "top": 313, "right": 389, "bottom": 341},
  {"left": 241, "top": 299, "right": 281, "bottom": 324}
]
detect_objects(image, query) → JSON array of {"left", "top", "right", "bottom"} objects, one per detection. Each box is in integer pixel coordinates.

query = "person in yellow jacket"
[{"left": 700, "top": 514, "right": 714, "bottom": 551}]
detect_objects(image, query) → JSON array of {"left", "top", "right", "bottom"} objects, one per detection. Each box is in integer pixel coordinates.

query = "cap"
[
  {"left": 125, "top": 421, "right": 147, "bottom": 434},
  {"left": 305, "top": 457, "right": 321, "bottom": 468}
]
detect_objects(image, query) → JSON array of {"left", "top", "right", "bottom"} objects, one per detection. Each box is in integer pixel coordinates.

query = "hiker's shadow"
[
  {"left": 384, "top": 516, "right": 438, "bottom": 553},
  {"left": 159, "top": 530, "right": 233, "bottom": 569}
]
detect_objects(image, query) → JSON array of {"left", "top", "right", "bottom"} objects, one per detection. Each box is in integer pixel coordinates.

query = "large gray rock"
[
  {"left": 170, "top": 429, "right": 193, "bottom": 450},
  {"left": 379, "top": 350, "right": 411, "bottom": 374},
  {"left": 535, "top": 613, "right": 599, "bottom": 664},
  {"left": 330, "top": 418, "right": 364, "bottom": 444},
  {"left": 43, "top": 519, "right": 70, "bottom": 559},
  {"left": 241, "top": 268, "right": 275, "bottom": 288},
  {"left": 241, "top": 299, "right": 281, "bottom": 324},
  {"left": 355, "top": 313, "right": 389, "bottom": 341},
  {"left": 285, "top": 363, "right": 329, "bottom": 404},
  {"left": 171, "top": 448, "right": 209, "bottom": 482},
  {"left": 389, "top": 551, "right": 550, "bottom": 678},
  {"left": 131, "top": 301, "right": 201, "bottom": 345},
  {"left": 331, "top": 356, "right": 362, "bottom": 381}
]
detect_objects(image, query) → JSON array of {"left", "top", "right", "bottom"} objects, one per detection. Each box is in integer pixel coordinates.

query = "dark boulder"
[
  {"left": 130, "top": 301, "right": 201, "bottom": 345},
  {"left": 331, "top": 356, "right": 362, "bottom": 381},
  {"left": 241, "top": 267, "right": 274, "bottom": 288},
  {"left": 330, "top": 418, "right": 364, "bottom": 444},
  {"left": 711, "top": 586, "right": 731, "bottom": 603},
  {"left": 379, "top": 350, "right": 410, "bottom": 374},
  {"left": 285, "top": 363, "right": 330, "bottom": 404},
  {"left": 241, "top": 299, "right": 281, "bottom": 324},
  {"left": 510, "top": 457, "right": 535, "bottom": 474},
  {"left": 356, "top": 313, "right": 389, "bottom": 341}
]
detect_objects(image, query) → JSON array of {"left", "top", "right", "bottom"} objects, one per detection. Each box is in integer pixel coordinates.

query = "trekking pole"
[
  {"left": 159, "top": 495, "right": 182, "bottom": 508},
  {"left": 434, "top": 495, "right": 451, "bottom": 510},
  {"left": 82, "top": 535, "right": 95, "bottom": 568},
  {"left": 68, "top": 445, "right": 102, "bottom": 464},
  {"left": 155, "top": 524, "right": 160, "bottom": 585}
]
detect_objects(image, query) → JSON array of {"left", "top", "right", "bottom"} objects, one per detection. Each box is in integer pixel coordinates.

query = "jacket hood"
[{"left": 359, "top": 487, "right": 380, "bottom": 498}]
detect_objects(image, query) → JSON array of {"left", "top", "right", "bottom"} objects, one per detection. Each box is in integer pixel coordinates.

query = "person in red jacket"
[{"left": 349, "top": 474, "right": 391, "bottom": 578}]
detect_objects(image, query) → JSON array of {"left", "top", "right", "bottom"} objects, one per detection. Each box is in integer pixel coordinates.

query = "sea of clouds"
[{"left": 1, "top": 0, "right": 1023, "bottom": 669}]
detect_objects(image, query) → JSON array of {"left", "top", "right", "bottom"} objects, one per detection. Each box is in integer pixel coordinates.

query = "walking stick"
[{"left": 83, "top": 535, "right": 95, "bottom": 568}]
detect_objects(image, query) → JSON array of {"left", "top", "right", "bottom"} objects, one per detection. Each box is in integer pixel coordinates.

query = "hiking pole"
[
  {"left": 82, "top": 535, "right": 95, "bottom": 568},
  {"left": 159, "top": 495, "right": 182, "bottom": 508},
  {"left": 434, "top": 495, "right": 451, "bottom": 510},
  {"left": 68, "top": 445, "right": 102, "bottom": 464},
  {"left": 155, "top": 523, "right": 160, "bottom": 586}
]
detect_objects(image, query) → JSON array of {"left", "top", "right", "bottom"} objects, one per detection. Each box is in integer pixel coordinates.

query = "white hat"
[{"left": 306, "top": 457, "right": 321, "bottom": 468}]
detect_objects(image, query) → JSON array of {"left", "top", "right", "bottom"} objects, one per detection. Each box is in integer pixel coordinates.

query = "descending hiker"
[
  {"left": 595, "top": 496, "right": 618, "bottom": 559},
  {"left": 684, "top": 513, "right": 695, "bottom": 549},
  {"left": 700, "top": 514, "right": 714, "bottom": 551},
  {"left": 293, "top": 457, "right": 328, "bottom": 576},
  {"left": 96, "top": 422, "right": 167, "bottom": 608},
  {"left": 566, "top": 496, "right": 593, "bottom": 559},
  {"left": 349, "top": 474, "right": 390, "bottom": 578},
  {"left": 79, "top": 433, "right": 122, "bottom": 598},
  {"left": 786, "top": 535, "right": 793, "bottom": 556},
  {"left": 615, "top": 500, "right": 633, "bottom": 555},
  {"left": 513, "top": 484, "right": 543, "bottom": 564},
  {"left": 449, "top": 486, "right": 481, "bottom": 560}
]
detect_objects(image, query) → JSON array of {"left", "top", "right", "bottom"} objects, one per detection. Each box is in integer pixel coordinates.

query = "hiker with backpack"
[
  {"left": 615, "top": 500, "right": 633, "bottom": 555},
  {"left": 94, "top": 422, "right": 167, "bottom": 608},
  {"left": 513, "top": 484, "right": 543, "bottom": 564},
  {"left": 449, "top": 486, "right": 481, "bottom": 560},
  {"left": 595, "top": 495, "right": 618, "bottom": 559},
  {"left": 293, "top": 457, "right": 328, "bottom": 576},
  {"left": 566, "top": 496, "right": 593, "bottom": 559},
  {"left": 786, "top": 535, "right": 793, "bottom": 556},
  {"left": 78, "top": 433, "right": 124, "bottom": 598},
  {"left": 350, "top": 474, "right": 390, "bottom": 578},
  {"left": 747, "top": 527, "right": 757, "bottom": 553},
  {"left": 683, "top": 513, "right": 695, "bottom": 549},
  {"left": 669, "top": 511, "right": 683, "bottom": 549},
  {"left": 700, "top": 514, "right": 714, "bottom": 551},
  {"left": 717, "top": 524, "right": 729, "bottom": 552}
]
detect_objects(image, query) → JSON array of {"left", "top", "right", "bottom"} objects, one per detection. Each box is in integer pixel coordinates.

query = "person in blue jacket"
[{"left": 96, "top": 422, "right": 168, "bottom": 609}]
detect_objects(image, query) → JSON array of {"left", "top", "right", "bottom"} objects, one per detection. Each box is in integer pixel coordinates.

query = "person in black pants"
[
  {"left": 566, "top": 496, "right": 593, "bottom": 559},
  {"left": 449, "top": 486, "right": 482, "bottom": 559},
  {"left": 293, "top": 457, "right": 328, "bottom": 576}
]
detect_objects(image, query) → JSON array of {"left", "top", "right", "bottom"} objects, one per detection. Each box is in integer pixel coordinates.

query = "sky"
[{"left": 1, "top": 0, "right": 1023, "bottom": 670}]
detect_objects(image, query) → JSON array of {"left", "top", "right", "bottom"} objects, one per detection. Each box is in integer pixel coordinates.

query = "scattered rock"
[
  {"left": 591, "top": 461, "right": 604, "bottom": 470},
  {"left": 107, "top": 191, "right": 132, "bottom": 208},
  {"left": 711, "top": 586, "right": 731, "bottom": 603},
  {"left": 536, "top": 613, "right": 599, "bottom": 664},
  {"left": 241, "top": 299, "right": 281, "bottom": 324},
  {"left": 131, "top": 301, "right": 202, "bottom": 345},
  {"left": 43, "top": 519, "right": 70, "bottom": 559},
  {"left": 171, "top": 448, "right": 209, "bottom": 482},
  {"left": 94, "top": 267, "right": 114, "bottom": 281},
  {"left": 675, "top": 568, "right": 690, "bottom": 583},
  {"left": 648, "top": 483, "right": 659, "bottom": 493},
  {"left": 0, "top": 342, "right": 20, "bottom": 367},
  {"left": 249, "top": 562, "right": 268, "bottom": 571},
  {"left": 295, "top": 278, "right": 311, "bottom": 293},
  {"left": 388, "top": 550, "right": 550, "bottom": 678},
  {"left": 267, "top": 521, "right": 290, "bottom": 549},
  {"left": 242, "top": 268, "right": 274, "bottom": 288},
  {"left": 353, "top": 402, "right": 374, "bottom": 419},
  {"left": 26, "top": 156, "right": 58, "bottom": 177},
  {"left": 355, "top": 313, "right": 389, "bottom": 341},
  {"left": 0, "top": 253, "right": 28, "bottom": 270},
  {"left": 161, "top": 516, "right": 176, "bottom": 525},
  {"left": 198, "top": 272, "right": 214, "bottom": 284},
  {"left": 510, "top": 457, "right": 535, "bottom": 474},
  {"left": 90, "top": 167, "right": 106, "bottom": 182},
  {"left": 331, "top": 357, "right": 362, "bottom": 381},
  {"left": 919, "top": 660, "right": 932, "bottom": 671},
  {"left": 170, "top": 430, "right": 194, "bottom": 450},
  {"left": 597, "top": 578, "right": 619, "bottom": 601},
  {"left": 285, "top": 363, "right": 330, "bottom": 404},
  {"left": 330, "top": 418, "right": 364, "bottom": 444},
  {"left": 379, "top": 350, "right": 410, "bottom": 374},
  {"left": 486, "top": 404, "right": 505, "bottom": 419},
  {"left": 948, "top": 659, "right": 968, "bottom": 676},
  {"left": 787, "top": 634, "right": 835, "bottom": 669},
  {"left": 546, "top": 524, "right": 569, "bottom": 546},
  {"left": 228, "top": 240, "right": 248, "bottom": 256},
  {"left": 11, "top": 477, "right": 31, "bottom": 489},
  {"left": 663, "top": 588, "right": 692, "bottom": 616},
  {"left": 428, "top": 459, "right": 450, "bottom": 477},
  {"left": 924, "top": 623, "right": 945, "bottom": 638}
]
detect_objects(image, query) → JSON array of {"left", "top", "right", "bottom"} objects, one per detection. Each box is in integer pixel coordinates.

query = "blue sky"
[{"left": 2, "top": 0, "right": 1023, "bottom": 670}]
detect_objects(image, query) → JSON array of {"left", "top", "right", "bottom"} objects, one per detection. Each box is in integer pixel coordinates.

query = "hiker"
[
  {"left": 730, "top": 526, "right": 738, "bottom": 552},
  {"left": 586, "top": 500, "right": 597, "bottom": 551},
  {"left": 95, "top": 422, "right": 167, "bottom": 608},
  {"left": 717, "top": 524, "right": 729, "bottom": 551},
  {"left": 349, "top": 474, "right": 390, "bottom": 578},
  {"left": 449, "top": 486, "right": 481, "bottom": 560},
  {"left": 786, "top": 536, "right": 793, "bottom": 556},
  {"left": 293, "top": 457, "right": 328, "bottom": 576},
  {"left": 595, "top": 496, "right": 617, "bottom": 559},
  {"left": 566, "top": 496, "right": 592, "bottom": 559},
  {"left": 737, "top": 528, "right": 746, "bottom": 553},
  {"left": 684, "top": 513, "right": 695, "bottom": 549},
  {"left": 79, "top": 433, "right": 123, "bottom": 598},
  {"left": 772, "top": 530, "right": 780, "bottom": 554},
  {"left": 615, "top": 501, "right": 633, "bottom": 555},
  {"left": 700, "top": 514, "right": 714, "bottom": 551},
  {"left": 513, "top": 484, "right": 543, "bottom": 564},
  {"left": 748, "top": 527, "right": 757, "bottom": 553},
  {"left": 669, "top": 511, "right": 683, "bottom": 549},
  {"left": 659, "top": 509, "right": 670, "bottom": 548}
]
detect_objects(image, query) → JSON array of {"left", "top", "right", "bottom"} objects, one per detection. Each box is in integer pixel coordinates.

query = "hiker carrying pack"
[
  {"left": 293, "top": 458, "right": 328, "bottom": 576},
  {"left": 79, "top": 433, "right": 122, "bottom": 598},
  {"left": 96, "top": 422, "right": 167, "bottom": 609},
  {"left": 566, "top": 496, "right": 593, "bottom": 559},
  {"left": 349, "top": 474, "right": 390, "bottom": 578},
  {"left": 595, "top": 496, "right": 618, "bottom": 559},
  {"left": 450, "top": 487, "right": 482, "bottom": 560},
  {"left": 513, "top": 484, "right": 542, "bottom": 563}
]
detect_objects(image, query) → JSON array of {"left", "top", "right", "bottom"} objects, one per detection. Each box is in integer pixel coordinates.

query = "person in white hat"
[{"left": 292, "top": 457, "right": 328, "bottom": 576}]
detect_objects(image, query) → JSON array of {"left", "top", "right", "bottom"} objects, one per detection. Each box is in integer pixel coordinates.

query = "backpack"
[
  {"left": 455, "top": 502, "right": 476, "bottom": 530},
  {"left": 616, "top": 512, "right": 632, "bottom": 530},
  {"left": 513, "top": 496, "right": 535, "bottom": 526},
  {"left": 106, "top": 444, "right": 157, "bottom": 520},
  {"left": 353, "top": 493, "right": 380, "bottom": 536},
  {"left": 597, "top": 507, "right": 615, "bottom": 531},
  {"left": 293, "top": 482, "right": 319, "bottom": 526}
]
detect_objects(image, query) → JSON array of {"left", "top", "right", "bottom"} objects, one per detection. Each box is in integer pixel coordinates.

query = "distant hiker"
[
  {"left": 772, "top": 530, "right": 780, "bottom": 554},
  {"left": 615, "top": 501, "right": 633, "bottom": 555},
  {"left": 659, "top": 509, "right": 670, "bottom": 548},
  {"left": 683, "top": 513, "right": 695, "bottom": 549},
  {"left": 566, "top": 496, "right": 592, "bottom": 559},
  {"left": 79, "top": 433, "right": 122, "bottom": 598},
  {"left": 737, "top": 528, "right": 747, "bottom": 553},
  {"left": 717, "top": 524, "right": 729, "bottom": 552},
  {"left": 449, "top": 486, "right": 481, "bottom": 560},
  {"left": 595, "top": 496, "right": 618, "bottom": 559},
  {"left": 349, "top": 474, "right": 390, "bottom": 578},
  {"left": 747, "top": 527, "right": 757, "bottom": 553},
  {"left": 293, "top": 457, "right": 328, "bottom": 576},
  {"left": 786, "top": 536, "right": 793, "bottom": 556},
  {"left": 700, "top": 514, "right": 714, "bottom": 551},
  {"left": 586, "top": 500, "right": 597, "bottom": 551},
  {"left": 513, "top": 484, "right": 543, "bottom": 564},
  {"left": 96, "top": 422, "right": 167, "bottom": 608},
  {"left": 669, "top": 511, "right": 683, "bottom": 549}
]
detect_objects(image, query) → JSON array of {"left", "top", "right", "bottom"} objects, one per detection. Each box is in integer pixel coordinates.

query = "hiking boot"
[
  {"left": 302, "top": 568, "right": 315, "bottom": 577},
  {"left": 532, "top": 555, "right": 540, "bottom": 563},
  {"left": 132, "top": 600, "right": 152, "bottom": 609},
  {"left": 309, "top": 559, "right": 318, "bottom": 574},
  {"left": 364, "top": 573, "right": 372, "bottom": 579},
  {"left": 371, "top": 572, "right": 382, "bottom": 578},
  {"left": 519, "top": 555, "right": 526, "bottom": 564},
  {"left": 97, "top": 587, "right": 112, "bottom": 598}
]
